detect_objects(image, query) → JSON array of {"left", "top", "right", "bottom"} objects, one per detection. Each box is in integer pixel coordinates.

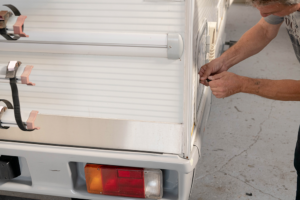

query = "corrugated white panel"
[
  {"left": 0, "top": 0, "right": 185, "bottom": 33},
  {"left": 0, "top": 0, "right": 185, "bottom": 123},
  {"left": 0, "top": 51, "right": 184, "bottom": 122}
]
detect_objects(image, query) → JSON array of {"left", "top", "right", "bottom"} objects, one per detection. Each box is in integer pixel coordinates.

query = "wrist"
[
  {"left": 240, "top": 76, "right": 251, "bottom": 93},
  {"left": 219, "top": 53, "right": 233, "bottom": 71},
  {"left": 221, "top": 44, "right": 242, "bottom": 70},
  {"left": 240, "top": 77, "right": 261, "bottom": 95}
]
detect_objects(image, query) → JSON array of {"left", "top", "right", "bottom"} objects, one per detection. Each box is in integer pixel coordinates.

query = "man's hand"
[
  {"left": 199, "top": 58, "right": 228, "bottom": 86},
  {"left": 199, "top": 18, "right": 282, "bottom": 86},
  {"left": 209, "top": 72, "right": 244, "bottom": 98}
]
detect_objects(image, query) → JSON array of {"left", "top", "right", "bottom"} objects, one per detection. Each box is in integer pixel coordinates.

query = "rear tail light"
[{"left": 85, "top": 164, "right": 163, "bottom": 199}]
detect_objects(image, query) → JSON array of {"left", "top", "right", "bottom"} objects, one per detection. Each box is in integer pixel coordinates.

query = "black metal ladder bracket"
[{"left": 3, "top": 61, "right": 37, "bottom": 131}]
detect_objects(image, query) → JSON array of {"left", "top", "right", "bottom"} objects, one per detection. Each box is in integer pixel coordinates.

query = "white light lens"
[{"left": 144, "top": 169, "right": 163, "bottom": 199}]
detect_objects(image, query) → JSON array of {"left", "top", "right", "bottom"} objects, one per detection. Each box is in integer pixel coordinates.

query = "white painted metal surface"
[
  {"left": 0, "top": 1, "right": 228, "bottom": 199},
  {"left": 183, "top": 0, "right": 225, "bottom": 158},
  {"left": 0, "top": 0, "right": 226, "bottom": 157},
  {"left": 0, "top": 115, "right": 183, "bottom": 154},
  {"left": 0, "top": 141, "right": 199, "bottom": 200}
]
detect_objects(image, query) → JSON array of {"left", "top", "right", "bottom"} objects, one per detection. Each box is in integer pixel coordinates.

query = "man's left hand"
[{"left": 208, "top": 71, "right": 244, "bottom": 98}]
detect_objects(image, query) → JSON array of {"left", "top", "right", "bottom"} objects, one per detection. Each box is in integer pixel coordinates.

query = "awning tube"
[{"left": 0, "top": 32, "right": 184, "bottom": 59}]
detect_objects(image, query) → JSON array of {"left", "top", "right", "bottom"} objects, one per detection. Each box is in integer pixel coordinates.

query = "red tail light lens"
[
  {"left": 101, "top": 165, "right": 145, "bottom": 198},
  {"left": 85, "top": 164, "right": 163, "bottom": 199}
]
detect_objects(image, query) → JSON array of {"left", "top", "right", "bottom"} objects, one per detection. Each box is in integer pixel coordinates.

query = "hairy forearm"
[
  {"left": 241, "top": 77, "right": 300, "bottom": 101},
  {"left": 220, "top": 21, "right": 274, "bottom": 70}
]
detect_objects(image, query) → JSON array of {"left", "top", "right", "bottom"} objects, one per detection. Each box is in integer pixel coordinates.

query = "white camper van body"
[{"left": 0, "top": 0, "right": 230, "bottom": 199}]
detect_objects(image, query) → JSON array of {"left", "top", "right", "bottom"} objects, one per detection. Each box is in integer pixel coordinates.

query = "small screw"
[
  {"left": 97, "top": 168, "right": 100, "bottom": 170},
  {"left": 169, "top": 46, "right": 172, "bottom": 48}
]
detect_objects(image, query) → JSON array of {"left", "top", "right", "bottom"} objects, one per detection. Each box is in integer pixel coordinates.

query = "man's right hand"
[
  {"left": 199, "top": 57, "right": 228, "bottom": 86},
  {"left": 198, "top": 17, "right": 282, "bottom": 86}
]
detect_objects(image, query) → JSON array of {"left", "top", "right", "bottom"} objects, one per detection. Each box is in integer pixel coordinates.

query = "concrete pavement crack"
[
  {"left": 221, "top": 171, "right": 281, "bottom": 200},
  {"left": 195, "top": 101, "right": 275, "bottom": 181},
  {"left": 218, "top": 101, "right": 275, "bottom": 171}
]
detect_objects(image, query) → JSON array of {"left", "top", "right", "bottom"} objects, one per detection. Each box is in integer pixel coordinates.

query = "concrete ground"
[
  {"left": 190, "top": 3, "right": 300, "bottom": 200},
  {"left": 0, "top": 3, "right": 299, "bottom": 200}
]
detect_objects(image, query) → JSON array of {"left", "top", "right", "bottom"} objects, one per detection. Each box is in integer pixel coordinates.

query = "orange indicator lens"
[{"left": 84, "top": 164, "right": 103, "bottom": 194}]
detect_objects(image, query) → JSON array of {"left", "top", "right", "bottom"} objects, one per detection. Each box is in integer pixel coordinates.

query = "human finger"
[
  {"left": 209, "top": 72, "right": 227, "bottom": 81},
  {"left": 200, "top": 80, "right": 209, "bottom": 86},
  {"left": 200, "top": 65, "right": 213, "bottom": 81}
]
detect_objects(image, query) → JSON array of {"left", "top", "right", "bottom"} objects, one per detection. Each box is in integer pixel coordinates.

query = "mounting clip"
[
  {"left": 1, "top": 61, "right": 35, "bottom": 86},
  {"left": 0, "top": 4, "right": 28, "bottom": 40}
]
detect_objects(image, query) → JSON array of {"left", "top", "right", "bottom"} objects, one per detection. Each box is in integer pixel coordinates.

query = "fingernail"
[{"left": 208, "top": 76, "right": 213, "bottom": 80}]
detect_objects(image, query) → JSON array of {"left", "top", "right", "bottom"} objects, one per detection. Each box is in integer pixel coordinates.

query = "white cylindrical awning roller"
[{"left": 0, "top": 31, "right": 184, "bottom": 59}]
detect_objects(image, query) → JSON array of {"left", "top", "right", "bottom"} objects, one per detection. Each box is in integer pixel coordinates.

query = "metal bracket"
[
  {"left": 0, "top": 4, "right": 27, "bottom": 40},
  {"left": 0, "top": 11, "right": 12, "bottom": 28},
  {"left": 5, "top": 61, "right": 21, "bottom": 79},
  {"left": 167, "top": 33, "right": 184, "bottom": 60},
  {"left": 0, "top": 103, "right": 10, "bottom": 130},
  {"left": 0, "top": 106, "right": 7, "bottom": 118},
  {"left": 0, "top": 106, "right": 9, "bottom": 129}
]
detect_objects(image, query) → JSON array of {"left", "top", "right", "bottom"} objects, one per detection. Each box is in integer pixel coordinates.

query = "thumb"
[
  {"left": 200, "top": 65, "right": 213, "bottom": 80},
  {"left": 208, "top": 72, "right": 226, "bottom": 81}
]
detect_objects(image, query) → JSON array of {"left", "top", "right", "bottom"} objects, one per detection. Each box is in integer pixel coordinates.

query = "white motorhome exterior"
[{"left": 0, "top": 0, "right": 230, "bottom": 199}]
